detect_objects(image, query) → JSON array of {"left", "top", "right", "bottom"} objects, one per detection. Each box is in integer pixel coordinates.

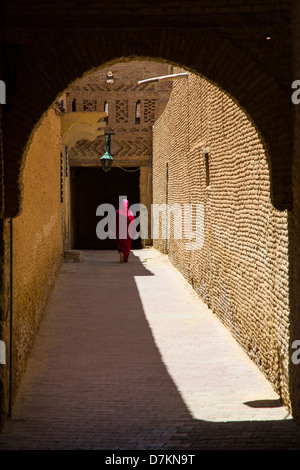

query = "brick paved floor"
[{"left": 0, "top": 248, "right": 300, "bottom": 450}]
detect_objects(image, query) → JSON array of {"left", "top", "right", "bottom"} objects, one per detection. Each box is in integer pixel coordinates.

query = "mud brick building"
[
  {"left": 153, "top": 68, "right": 290, "bottom": 408},
  {"left": 2, "top": 0, "right": 300, "bottom": 431},
  {"left": 62, "top": 61, "right": 172, "bottom": 249}
]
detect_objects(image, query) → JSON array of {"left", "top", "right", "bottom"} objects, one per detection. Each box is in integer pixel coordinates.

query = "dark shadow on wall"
[
  {"left": 288, "top": 208, "right": 300, "bottom": 423},
  {"left": 0, "top": 251, "right": 299, "bottom": 450}
]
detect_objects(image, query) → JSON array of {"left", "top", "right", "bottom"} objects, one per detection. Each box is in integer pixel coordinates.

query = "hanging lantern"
[
  {"left": 100, "top": 133, "right": 114, "bottom": 172},
  {"left": 100, "top": 150, "right": 114, "bottom": 172}
]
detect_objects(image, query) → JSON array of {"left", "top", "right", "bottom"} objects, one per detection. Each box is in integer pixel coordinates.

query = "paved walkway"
[{"left": 0, "top": 248, "right": 300, "bottom": 450}]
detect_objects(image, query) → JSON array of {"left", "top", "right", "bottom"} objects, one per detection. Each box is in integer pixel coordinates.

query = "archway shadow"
[{"left": 0, "top": 250, "right": 299, "bottom": 450}]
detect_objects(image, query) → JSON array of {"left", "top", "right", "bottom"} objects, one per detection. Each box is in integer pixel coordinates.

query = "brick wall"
[
  {"left": 11, "top": 108, "right": 63, "bottom": 399},
  {"left": 0, "top": 0, "right": 297, "bottom": 426},
  {"left": 290, "top": 0, "right": 300, "bottom": 421},
  {"left": 64, "top": 60, "right": 171, "bottom": 246},
  {"left": 153, "top": 70, "right": 290, "bottom": 409},
  {"left": 65, "top": 61, "right": 172, "bottom": 168}
]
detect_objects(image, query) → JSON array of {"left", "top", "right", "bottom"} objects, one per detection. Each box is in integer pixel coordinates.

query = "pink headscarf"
[{"left": 117, "top": 199, "right": 134, "bottom": 217}]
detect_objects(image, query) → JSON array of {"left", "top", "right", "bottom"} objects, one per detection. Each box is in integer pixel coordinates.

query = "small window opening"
[
  {"left": 104, "top": 101, "right": 109, "bottom": 123},
  {"left": 135, "top": 100, "right": 141, "bottom": 124},
  {"left": 60, "top": 152, "right": 64, "bottom": 202},
  {"left": 204, "top": 149, "right": 210, "bottom": 187}
]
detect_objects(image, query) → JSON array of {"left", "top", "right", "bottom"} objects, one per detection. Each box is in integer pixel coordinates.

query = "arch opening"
[
  {"left": 2, "top": 27, "right": 292, "bottom": 219},
  {"left": 0, "top": 38, "right": 294, "bottom": 428},
  {"left": 8, "top": 57, "right": 291, "bottom": 411}
]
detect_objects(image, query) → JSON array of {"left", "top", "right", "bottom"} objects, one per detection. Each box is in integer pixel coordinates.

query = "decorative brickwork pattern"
[
  {"left": 83, "top": 99, "right": 97, "bottom": 111},
  {"left": 144, "top": 99, "right": 156, "bottom": 123},
  {"left": 116, "top": 99, "right": 129, "bottom": 123},
  {"left": 72, "top": 83, "right": 155, "bottom": 93},
  {"left": 66, "top": 61, "right": 172, "bottom": 167},
  {"left": 153, "top": 70, "right": 290, "bottom": 410},
  {"left": 70, "top": 137, "right": 151, "bottom": 159}
]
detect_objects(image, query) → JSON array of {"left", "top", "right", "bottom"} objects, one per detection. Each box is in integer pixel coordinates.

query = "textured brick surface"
[
  {"left": 153, "top": 70, "right": 290, "bottom": 410},
  {"left": 0, "top": 249, "right": 299, "bottom": 450},
  {"left": 65, "top": 61, "right": 172, "bottom": 169},
  {"left": 11, "top": 108, "right": 64, "bottom": 406},
  {"left": 0, "top": 0, "right": 299, "bottom": 429},
  {"left": 290, "top": 0, "right": 300, "bottom": 422}
]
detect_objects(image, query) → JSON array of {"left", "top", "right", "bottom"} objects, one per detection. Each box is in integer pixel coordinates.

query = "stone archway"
[
  {"left": 1, "top": 1, "right": 297, "bottom": 429},
  {"left": 1, "top": 25, "right": 292, "bottom": 218}
]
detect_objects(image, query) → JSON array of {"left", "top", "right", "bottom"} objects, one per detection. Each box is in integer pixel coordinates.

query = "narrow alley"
[{"left": 0, "top": 248, "right": 299, "bottom": 451}]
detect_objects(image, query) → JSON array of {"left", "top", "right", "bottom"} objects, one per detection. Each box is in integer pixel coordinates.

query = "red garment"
[{"left": 116, "top": 200, "right": 136, "bottom": 261}]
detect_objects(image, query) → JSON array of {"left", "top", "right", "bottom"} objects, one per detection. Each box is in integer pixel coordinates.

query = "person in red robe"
[{"left": 115, "top": 199, "right": 136, "bottom": 263}]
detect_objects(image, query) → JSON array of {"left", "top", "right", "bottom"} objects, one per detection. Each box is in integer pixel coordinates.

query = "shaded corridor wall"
[
  {"left": 290, "top": 0, "right": 300, "bottom": 423},
  {"left": 12, "top": 108, "right": 63, "bottom": 399},
  {"left": 152, "top": 71, "right": 290, "bottom": 408}
]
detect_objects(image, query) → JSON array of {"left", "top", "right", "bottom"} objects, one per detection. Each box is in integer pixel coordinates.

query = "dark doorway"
[{"left": 71, "top": 167, "right": 141, "bottom": 250}]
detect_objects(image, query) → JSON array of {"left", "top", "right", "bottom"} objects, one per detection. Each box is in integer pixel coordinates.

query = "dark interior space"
[{"left": 71, "top": 167, "right": 141, "bottom": 250}]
